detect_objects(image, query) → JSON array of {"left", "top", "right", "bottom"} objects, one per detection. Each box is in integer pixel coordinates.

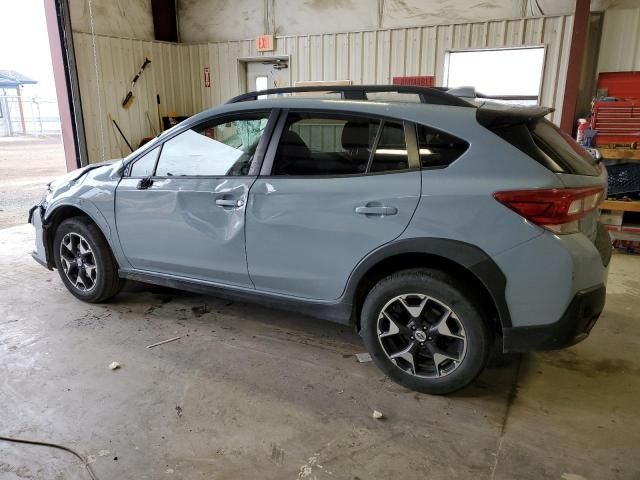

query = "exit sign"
[{"left": 256, "top": 34, "right": 274, "bottom": 52}]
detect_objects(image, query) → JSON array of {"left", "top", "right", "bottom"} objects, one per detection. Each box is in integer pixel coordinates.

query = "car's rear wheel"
[
  {"left": 53, "top": 217, "right": 124, "bottom": 303},
  {"left": 361, "top": 268, "right": 491, "bottom": 394}
]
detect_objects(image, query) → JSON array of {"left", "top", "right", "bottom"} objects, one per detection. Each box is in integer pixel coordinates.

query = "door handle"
[
  {"left": 355, "top": 205, "right": 398, "bottom": 216},
  {"left": 215, "top": 198, "right": 244, "bottom": 208}
]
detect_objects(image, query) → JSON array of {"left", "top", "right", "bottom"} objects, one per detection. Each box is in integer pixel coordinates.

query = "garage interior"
[{"left": 1, "top": 0, "right": 640, "bottom": 479}]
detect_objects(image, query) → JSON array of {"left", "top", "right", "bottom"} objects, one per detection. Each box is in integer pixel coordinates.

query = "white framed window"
[
  {"left": 255, "top": 76, "right": 269, "bottom": 92},
  {"left": 255, "top": 76, "right": 269, "bottom": 100},
  {"left": 444, "top": 47, "right": 545, "bottom": 105}
]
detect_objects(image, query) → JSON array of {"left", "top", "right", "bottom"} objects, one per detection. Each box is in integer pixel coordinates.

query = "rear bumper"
[{"left": 502, "top": 284, "right": 606, "bottom": 353}]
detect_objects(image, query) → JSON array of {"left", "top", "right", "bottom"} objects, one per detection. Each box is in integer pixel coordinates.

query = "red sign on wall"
[
  {"left": 204, "top": 67, "right": 211, "bottom": 88},
  {"left": 392, "top": 76, "right": 435, "bottom": 87},
  {"left": 256, "top": 34, "right": 274, "bottom": 52}
]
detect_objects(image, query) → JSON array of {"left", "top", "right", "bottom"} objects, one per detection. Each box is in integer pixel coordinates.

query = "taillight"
[{"left": 494, "top": 187, "right": 604, "bottom": 234}]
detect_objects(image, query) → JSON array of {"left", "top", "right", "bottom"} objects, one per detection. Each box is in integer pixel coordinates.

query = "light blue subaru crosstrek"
[{"left": 29, "top": 86, "right": 611, "bottom": 394}]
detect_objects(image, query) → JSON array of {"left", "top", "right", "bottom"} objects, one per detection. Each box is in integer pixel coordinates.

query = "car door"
[
  {"left": 245, "top": 111, "right": 422, "bottom": 300},
  {"left": 115, "top": 111, "right": 275, "bottom": 287}
]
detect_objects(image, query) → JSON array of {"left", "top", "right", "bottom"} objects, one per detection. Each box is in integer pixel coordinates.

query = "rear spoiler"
[
  {"left": 476, "top": 103, "right": 554, "bottom": 129},
  {"left": 443, "top": 86, "right": 553, "bottom": 129}
]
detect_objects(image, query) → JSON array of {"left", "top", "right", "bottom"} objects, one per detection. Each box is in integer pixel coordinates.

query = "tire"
[
  {"left": 361, "top": 268, "right": 492, "bottom": 395},
  {"left": 53, "top": 217, "right": 124, "bottom": 303}
]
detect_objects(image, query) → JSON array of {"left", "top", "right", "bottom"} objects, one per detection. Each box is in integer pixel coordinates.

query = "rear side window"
[
  {"left": 271, "top": 113, "right": 411, "bottom": 176},
  {"left": 369, "top": 122, "right": 409, "bottom": 173},
  {"left": 490, "top": 119, "right": 599, "bottom": 176},
  {"left": 417, "top": 125, "right": 469, "bottom": 169}
]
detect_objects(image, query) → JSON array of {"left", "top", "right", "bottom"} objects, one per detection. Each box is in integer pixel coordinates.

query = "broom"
[{"left": 122, "top": 57, "right": 151, "bottom": 109}]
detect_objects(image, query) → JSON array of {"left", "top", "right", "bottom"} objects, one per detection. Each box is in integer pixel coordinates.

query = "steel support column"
[
  {"left": 43, "top": 0, "right": 87, "bottom": 171},
  {"left": 560, "top": 0, "right": 591, "bottom": 135}
]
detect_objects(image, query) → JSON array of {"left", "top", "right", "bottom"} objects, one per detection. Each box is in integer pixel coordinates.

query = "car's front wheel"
[
  {"left": 53, "top": 217, "right": 124, "bottom": 303},
  {"left": 361, "top": 268, "right": 492, "bottom": 394}
]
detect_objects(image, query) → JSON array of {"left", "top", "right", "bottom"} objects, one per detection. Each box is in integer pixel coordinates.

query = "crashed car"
[{"left": 30, "top": 85, "right": 611, "bottom": 394}]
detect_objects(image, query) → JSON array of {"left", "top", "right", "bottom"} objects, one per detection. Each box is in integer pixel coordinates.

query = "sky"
[{"left": 0, "top": 0, "right": 57, "bottom": 99}]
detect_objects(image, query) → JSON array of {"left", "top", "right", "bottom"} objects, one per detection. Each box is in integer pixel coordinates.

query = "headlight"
[{"left": 41, "top": 183, "right": 53, "bottom": 210}]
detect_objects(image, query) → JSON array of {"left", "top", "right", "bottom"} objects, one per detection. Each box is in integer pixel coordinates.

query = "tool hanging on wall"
[
  {"left": 138, "top": 111, "right": 156, "bottom": 147},
  {"left": 145, "top": 111, "right": 157, "bottom": 136},
  {"left": 156, "top": 94, "right": 163, "bottom": 132},
  {"left": 108, "top": 113, "right": 134, "bottom": 153},
  {"left": 122, "top": 57, "right": 151, "bottom": 109}
]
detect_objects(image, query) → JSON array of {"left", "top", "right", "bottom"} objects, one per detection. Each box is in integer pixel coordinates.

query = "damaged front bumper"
[{"left": 28, "top": 203, "right": 52, "bottom": 270}]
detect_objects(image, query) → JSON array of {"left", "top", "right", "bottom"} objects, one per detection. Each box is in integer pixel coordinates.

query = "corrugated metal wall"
[
  {"left": 291, "top": 121, "right": 346, "bottom": 153},
  {"left": 74, "top": 14, "right": 574, "bottom": 163},
  {"left": 597, "top": 8, "right": 640, "bottom": 74},
  {"left": 216, "top": 15, "right": 573, "bottom": 117},
  {"left": 74, "top": 33, "right": 211, "bottom": 161}
]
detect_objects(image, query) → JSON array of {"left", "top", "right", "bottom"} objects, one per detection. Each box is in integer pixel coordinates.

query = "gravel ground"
[{"left": 0, "top": 136, "right": 66, "bottom": 229}]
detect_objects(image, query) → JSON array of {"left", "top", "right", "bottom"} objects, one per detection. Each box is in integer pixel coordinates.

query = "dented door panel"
[{"left": 115, "top": 177, "right": 255, "bottom": 287}]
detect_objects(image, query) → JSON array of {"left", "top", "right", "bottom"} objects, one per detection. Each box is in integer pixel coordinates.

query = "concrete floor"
[
  {"left": 0, "top": 136, "right": 66, "bottom": 229},
  {"left": 1, "top": 224, "right": 639, "bottom": 480}
]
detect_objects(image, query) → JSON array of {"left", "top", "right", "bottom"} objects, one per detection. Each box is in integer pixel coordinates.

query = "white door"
[{"left": 245, "top": 60, "right": 288, "bottom": 94}]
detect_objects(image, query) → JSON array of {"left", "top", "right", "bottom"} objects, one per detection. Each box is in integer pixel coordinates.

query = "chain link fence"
[{"left": 0, "top": 95, "right": 61, "bottom": 137}]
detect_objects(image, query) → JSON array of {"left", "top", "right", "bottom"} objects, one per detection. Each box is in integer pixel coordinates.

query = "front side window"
[
  {"left": 155, "top": 114, "right": 270, "bottom": 176},
  {"left": 271, "top": 113, "right": 410, "bottom": 176},
  {"left": 129, "top": 147, "right": 159, "bottom": 177}
]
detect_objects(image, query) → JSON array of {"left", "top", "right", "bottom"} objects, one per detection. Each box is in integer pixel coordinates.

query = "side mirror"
[{"left": 136, "top": 177, "right": 154, "bottom": 190}]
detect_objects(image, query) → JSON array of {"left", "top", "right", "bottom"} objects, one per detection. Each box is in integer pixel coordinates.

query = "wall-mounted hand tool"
[{"left": 122, "top": 57, "right": 151, "bottom": 109}]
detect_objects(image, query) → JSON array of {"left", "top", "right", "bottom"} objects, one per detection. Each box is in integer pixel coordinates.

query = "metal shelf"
[{"left": 601, "top": 200, "right": 640, "bottom": 212}]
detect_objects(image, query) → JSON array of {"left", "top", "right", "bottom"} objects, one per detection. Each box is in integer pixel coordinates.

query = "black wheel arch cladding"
[{"left": 344, "top": 237, "right": 511, "bottom": 329}]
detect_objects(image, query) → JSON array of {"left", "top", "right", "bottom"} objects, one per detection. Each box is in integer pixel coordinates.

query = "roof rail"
[{"left": 226, "top": 85, "right": 472, "bottom": 107}]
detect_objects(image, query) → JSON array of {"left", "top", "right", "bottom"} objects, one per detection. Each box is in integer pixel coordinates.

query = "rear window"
[{"left": 490, "top": 118, "right": 599, "bottom": 176}]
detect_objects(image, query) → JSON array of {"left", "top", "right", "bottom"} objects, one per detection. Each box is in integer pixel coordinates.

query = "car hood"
[{"left": 47, "top": 159, "right": 122, "bottom": 193}]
